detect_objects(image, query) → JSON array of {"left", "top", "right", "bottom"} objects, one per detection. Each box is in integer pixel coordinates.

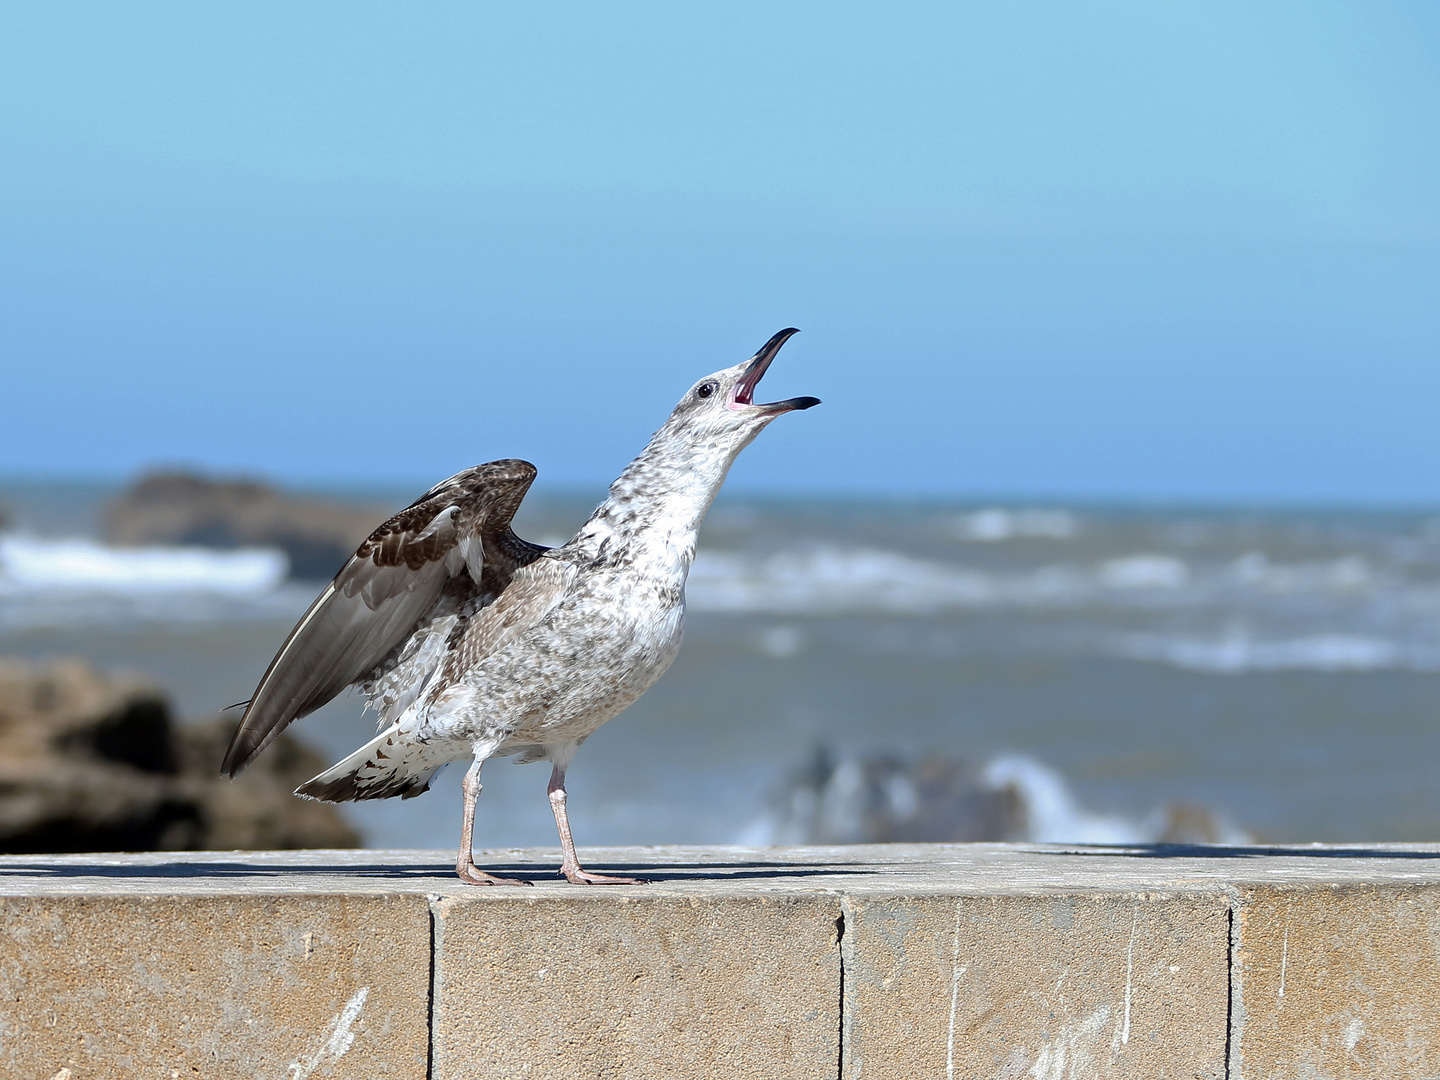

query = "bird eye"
[{"left": 696, "top": 382, "right": 717, "bottom": 399}]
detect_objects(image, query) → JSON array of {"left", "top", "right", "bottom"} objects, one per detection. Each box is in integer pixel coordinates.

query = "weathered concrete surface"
[
  {"left": 0, "top": 892, "right": 430, "bottom": 1080},
  {"left": 843, "top": 891, "right": 1229, "bottom": 1079},
  {"left": 4, "top": 844, "right": 1440, "bottom": 1079},
  {"left": 1232, "top": 883, "right": 1440, "bottom": 1080},
  {"left": 433, "top": 893, "right": 840, "bottom": 1079}
]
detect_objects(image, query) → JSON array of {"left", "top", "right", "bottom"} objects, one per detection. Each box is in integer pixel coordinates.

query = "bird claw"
[
  {"left": 457, "top": 864, "right": 533, "bottom": 887},
  {"left": 561, "top": 868, "right": 648, "bottom": 885}
]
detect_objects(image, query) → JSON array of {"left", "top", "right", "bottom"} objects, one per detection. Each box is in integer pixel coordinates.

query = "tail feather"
[{"left": 295, "top": 726, "right": 454, "bottom": 803}]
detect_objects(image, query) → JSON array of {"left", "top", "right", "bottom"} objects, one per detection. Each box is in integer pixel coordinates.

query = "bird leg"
[
  {"left": 547, "top": 764, "right": 645, "bottom": 885},
  {"left": 456, "top": 758, "right": 530, "bottom": 886}
]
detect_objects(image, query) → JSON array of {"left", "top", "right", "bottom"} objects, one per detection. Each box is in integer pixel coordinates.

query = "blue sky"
[{"left": 2, "top": 2, "right": 1438, "bottom": 500}]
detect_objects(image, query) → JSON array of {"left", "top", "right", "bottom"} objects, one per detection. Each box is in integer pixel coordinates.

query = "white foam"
[
  {"left": 980, "top": 754, "right": 1149, "bottom": 844},
  {"left": 1227, "top": 551, "right": 1376, "bottom": 594},
  {"left": 689, "top": 547, "right": 993, "bottom": 614},
  {"left": 687, "top": 546, "right": 1098, "bottom": 615},
  {"left": 686, "top": 545, "right": 1209, "bottom": 615},
  {"left": 981, "top": 753, "right": 1247, "bottom": 845},
  {"left": 0, "top": 534, "right": 288, "bottom": 594},
  {"left": 682, "top": 539, "right": 1440, "bottom": 623},
  {"left": 756, "top": 625, "right": 805, "bottom": 658},
  {"left": 1114, "top": 628, "right": 1422, "bottom": 674},
  {"left": 950, "top": 508, "right": 1078, "bottom": 542},
  {"left": 737, "top": 750, "right": 1251, "bottom": 847},
  {"left": 1099, "top": 554, "right": 1189, "bottom": 590}
]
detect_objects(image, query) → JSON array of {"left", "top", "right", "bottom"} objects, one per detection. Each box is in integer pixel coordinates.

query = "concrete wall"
[{"left": 4, "top": 844, "right": 1440, "bottom": 1079}]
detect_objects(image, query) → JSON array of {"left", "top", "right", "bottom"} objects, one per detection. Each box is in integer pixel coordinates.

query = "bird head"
[
  {"left": 661, "top": 328, "right": 820, "bottom": 452},
  {"left": 591, "top": 328, "right": 821, "bottom": 536}
]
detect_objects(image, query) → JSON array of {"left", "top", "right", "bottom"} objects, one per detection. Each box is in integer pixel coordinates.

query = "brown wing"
[
  {"left": 292, "top": 555, "right": 577, "bottom": 804},
  {"left": 221, "top": 459, "right": 542, "bottom": 777}
]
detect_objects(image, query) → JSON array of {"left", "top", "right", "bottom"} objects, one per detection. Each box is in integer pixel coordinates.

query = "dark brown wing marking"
[{"left": 221, "top": 459, "right": 542, "bottom": 777}]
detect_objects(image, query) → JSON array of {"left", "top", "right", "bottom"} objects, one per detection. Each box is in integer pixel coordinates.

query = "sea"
[{"left": 4, "top": 478, "right": 1440, "bottom": 849}]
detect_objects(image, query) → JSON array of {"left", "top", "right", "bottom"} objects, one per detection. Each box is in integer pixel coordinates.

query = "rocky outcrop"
[
  {"left": 750, "top": 746, "right": 1244, "bottom": 846},
  {"left": 103, "top": 470, "right": 391, "bottom": 580},
  {"left": 0, "top": 656, "right": 359, "bottom": 853},
  {"left": 754, "top": 748, "right": 1026, "bottom": 845}
]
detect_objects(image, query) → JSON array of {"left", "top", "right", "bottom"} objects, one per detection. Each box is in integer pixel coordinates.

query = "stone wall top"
[{"left": 5, "top": 841, "right": 1440, "bottom": 897}]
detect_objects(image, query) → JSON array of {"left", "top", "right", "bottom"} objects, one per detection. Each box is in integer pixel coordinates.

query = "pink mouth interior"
[{"left": 731, "top": 360, "right": 769, "bottom": 406}]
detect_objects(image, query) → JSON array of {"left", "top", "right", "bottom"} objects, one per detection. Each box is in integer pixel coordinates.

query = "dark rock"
[
  {"left": 0, "top": 656, "right": 359, "bottom": 853},
  {"left": 103, "top": 470, "right": 391, "bottom": 580},
  {"left": 754, "top": 746, "right": 1027, "bottom": 845},
  {"left": 1154, "top": 802, "right": 1238, "bottom": 845},
  {"left": 750, "top": 746, "right": 1248, "bottom": 846},
  {"left": 173, "top": 716, "right": 363, "bottom": 851}
]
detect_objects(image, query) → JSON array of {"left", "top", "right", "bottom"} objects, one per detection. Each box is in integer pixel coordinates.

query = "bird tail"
[{"left": 295, "top": 725, "right": 451, "bottom": 803}]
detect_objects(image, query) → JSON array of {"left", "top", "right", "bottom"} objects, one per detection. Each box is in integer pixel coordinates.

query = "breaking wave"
[
  {"left": 0, "top": 534, "right": 288, "bottom": 593},
  {"left": 949, "top": 507, "right": 1078, "bottom": 542},
  {"left": 686, "top": 547, "right": 1187, "bottom": 615},
  {"left": 685, "top": 545, "right": 1413, "bottom": 615},
  {"left": 0, "top": 533, "right": 301, "bottom": 628},
  {"left": 6, "top": 524, "right": 1440, "bottom": 678},
  {"left": 1112, "top": 629, "right": 1440, "bottom": 674},
  {"left": 736, "top": 749, "right": 1250, "bottom": 846}
]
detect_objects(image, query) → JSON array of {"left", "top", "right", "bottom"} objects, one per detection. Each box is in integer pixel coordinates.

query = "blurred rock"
[
  {"left": 750, "top": 747, "right": 1027, "bottom": 845},
  {"left": 1154, "top": 801, "right": 1240, "bottom": 845},
  {"left": 104, "top": 470, "right": 389, "bottom": 580},
  {"left": 0, "top": 656, "right": 359, "bottom": 853},
  {"left": 745, "top": 746, "right": 1249, "bottom": 847},
  {"left": 174, "top": 716, "right": 362, "bottom": 851}
]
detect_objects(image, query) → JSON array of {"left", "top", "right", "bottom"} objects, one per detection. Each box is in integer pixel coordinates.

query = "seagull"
[{"left": 222, "top": 329, "right": 819, "bottom": 885}]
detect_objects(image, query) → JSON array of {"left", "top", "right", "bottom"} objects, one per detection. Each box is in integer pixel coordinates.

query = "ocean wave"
[
  {"left": 0, "top": 534, "right": 300, "bottom": 630},
  {"left": 687, "top": 546, "right": 1195, "bottom": 614},
  {"left": 980, "top": 755, "right": 1152, "bottom": 844},
  {"left": 688, "top": 547, "right": 1028, "bottom": 614},
  {"left": 1099, "top": 554, "right": 1188, "bottom": 590},
  {"left": 736, "top": 748, "right": 1249, "bottom": 846},
  {"left": 0, "top": 534, "right": 289, "bottom": 594},
  {"left": 0, "top": 588, "right": 316, "bottom": 632},
  {"left": 1112, "top": 628, "right": 1439, "bottom": 674},
  {"left": 949, "top": 508, "right": 1078, "bottom": 542},
  {"left": 685, "top": 543, "right": 1438, "bottom": 618},
  {"left": 1226, "top": 551, "right": 1377, "bottom": 594},
  {"left": 4, "top": 530, "right": 1432, "bottom": 659}
]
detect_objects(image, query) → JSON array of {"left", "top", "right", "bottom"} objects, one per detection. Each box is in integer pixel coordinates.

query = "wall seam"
[
  {"left": 836, "top": 902, "right": 847, "bottom": 1080},
  {"left": 426, "top": 895, "right": 440, "bottom": 1080},
  {"left": 1224, "top": 887, "right": 1243, "bottom": 1080}
]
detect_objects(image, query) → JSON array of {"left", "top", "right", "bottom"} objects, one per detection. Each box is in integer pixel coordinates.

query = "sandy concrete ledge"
[{"left": 3, "top": 842, "right": 1440, "bottom": 1079}]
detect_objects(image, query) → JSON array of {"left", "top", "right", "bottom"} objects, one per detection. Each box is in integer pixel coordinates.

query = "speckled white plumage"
[{"left": 224, "top": 328, "right": 818, "bottom": 884}]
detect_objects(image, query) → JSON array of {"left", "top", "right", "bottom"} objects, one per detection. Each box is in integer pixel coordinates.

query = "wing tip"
[
  {"left": 220, "top": 718, "right": 281, "bottom": 778},
  {"left": 220, "top": 737, "right": 257, "bottom": 779}
]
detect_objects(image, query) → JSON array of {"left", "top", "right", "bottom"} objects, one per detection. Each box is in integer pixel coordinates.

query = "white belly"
[{"left": 424, "top": 570, "right": 688, "bottom": 749}]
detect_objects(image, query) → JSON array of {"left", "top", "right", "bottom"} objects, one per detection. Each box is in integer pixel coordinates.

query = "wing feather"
[
  {"left": 443, "top": 555, "right": 577, "bottom": 681},
  {"left": 293, "top": 556, "right": 576, "bottom": 804},
  {"left": 221, "top": 459, "right": 542, "bottom": 777}
]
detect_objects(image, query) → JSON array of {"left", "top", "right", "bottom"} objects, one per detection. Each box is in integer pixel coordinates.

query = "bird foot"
[
  {"left": 561, "top": 867, "right": 647, "bottom": 885},
  {"left": 457, "top": 863, "right": 532, "bottom": 887}
]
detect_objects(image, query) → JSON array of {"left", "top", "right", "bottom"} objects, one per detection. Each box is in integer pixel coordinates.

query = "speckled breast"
[{"left": 491, "top": 567, "right": 688, "bottom": 746}]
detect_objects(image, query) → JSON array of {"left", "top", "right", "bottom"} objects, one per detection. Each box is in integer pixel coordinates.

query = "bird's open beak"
[{"left": 731, "top": 328, "right": 821, "bottom": 413}]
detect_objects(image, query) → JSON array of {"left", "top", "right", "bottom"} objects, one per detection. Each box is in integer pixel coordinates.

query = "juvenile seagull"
[{"left": 223, "top": 329, "right": 818, "bottom": 885}]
